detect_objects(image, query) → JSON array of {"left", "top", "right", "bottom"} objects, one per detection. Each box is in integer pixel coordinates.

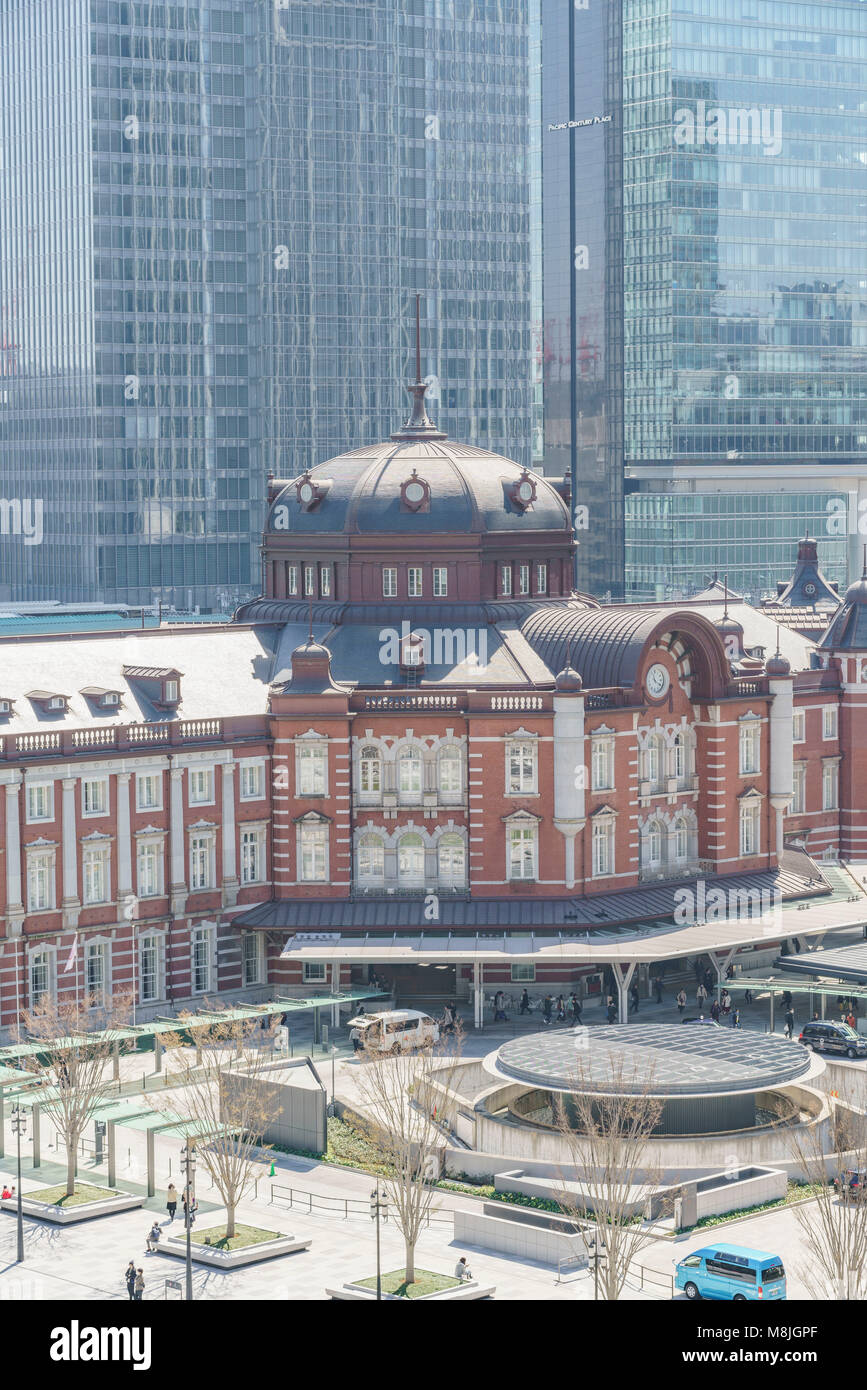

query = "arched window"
[
  {"left": 397, "top": 833, "right": 425, "bottom": 884},
  {"left": 359, "top": 746, "right": 381, "bottom": 797},
  {"left": 646, "top": 819, "right": 663, "bottom": 865},
  {"left": 674, "top": 816, "right": 689, "bottom": 861},
  {"left": 357, "top": 835, "right": 384, "bottom": 881},
  {"left": 437, "top": 833, "right": 466, "bottom": 885},
  {"left": 438, "top": 745, "right": 462, "bottom": 795},
  {"left": 398, "top": 745, "right": 423, "bottom": 796},
  {"left": 643, "top": 735, "right": 663, "bottom": 786},
  {"left": 673, "top": 734, "right": 686, "bottom": 783}
]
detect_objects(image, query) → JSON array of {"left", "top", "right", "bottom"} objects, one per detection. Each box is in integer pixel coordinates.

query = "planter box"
[
  {"left": 162, "top": 1231, "right": 310, "bottom": 1268},
  {"left": 0, "top": 1191, "right": 144, "bottom": 1225},
  {"left": 328, "top": 1280, "right": 495, "bottom": 1301}
]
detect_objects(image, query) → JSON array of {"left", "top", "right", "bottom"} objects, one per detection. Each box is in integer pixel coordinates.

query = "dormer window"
[
  {"left": 400, "top": 470, "right": 431, "bottom": 513},
  {"left": 510, "top": 470, "right": 537, "bottom": 512},
  {"left": 123, "top": 666, "right": 183, "bottom": 710},
  {"left": 27, "top": 690, "right": 70, "bottom": 714},
  {"left": 295, "top": 471, "right": 326, "bottom": 511},
  {"left": 80, "top": 687, "right": 123, "bottom": 710},
  {"left": 400, "top": 631, "right": 426, "bottom": 673},
  {"left": 0, "top": 698, "right": 14, "bottom": 716}
]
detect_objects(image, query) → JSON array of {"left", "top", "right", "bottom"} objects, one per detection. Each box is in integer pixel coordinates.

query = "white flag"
[{"left": 63, "top": 933, "right": 79, "bottom": 974}]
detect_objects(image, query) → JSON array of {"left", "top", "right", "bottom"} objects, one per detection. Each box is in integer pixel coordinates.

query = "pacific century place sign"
[{"left": 547, "top": 114, "right": 612, "bottom": 132}]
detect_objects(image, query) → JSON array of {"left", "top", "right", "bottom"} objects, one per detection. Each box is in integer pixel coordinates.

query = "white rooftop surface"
[{"left": 0, "top": 625, "right": 276, "bottom": 730}]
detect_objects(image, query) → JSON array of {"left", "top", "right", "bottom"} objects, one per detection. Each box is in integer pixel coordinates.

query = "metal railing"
[{"left": 269, "top": 1181, "right": 451, "bottom": 1226}]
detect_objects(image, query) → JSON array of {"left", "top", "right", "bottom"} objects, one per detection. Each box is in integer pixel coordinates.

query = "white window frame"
[
  {"left": 358, "top": 745, "right": 382, "bottom": 800},
  {"left": 320, "top": 564, "right": 332, "bottom": 597},
  {"left": 500, "top": 564, "right": 512, "bottom": 596},
  {"left": 823, "top": 705, "right": 838, "bottom": 740},
  {"left": 304, "top": 564, "right": 316, "bottom": 596},
  {"left": 739, "top": 720, "right": 761, "bottom": 776},
  {"left": 82, "top": 844, "right": 111, "bottom": 905},
  {"left": 438, "top": 745, "right": 462, "bottom": 796},
  {"left": 29, "top": 946, "right": 56, "bottom": 1006},
  {"left": 298, "top": 822, "right": 329, "bottom": 883},
  {"left": 592, "top": 817, "right": 615, "bottom": 878},
  {"left": 506, "top": 740, "right": 538, "bottom": 795},
  {"left": 408, "top": 566, "right": 423, "bottom": 597},
  {"left": 136, "top": 836, "right": 164, "bottom": 898},
  {"left": 85, "top": 939, "right": 109, "bottom": 1004},
  {"left": 191, "top": 924, "right": 215, "bottom": 995},
  {"left": 297, "top": 742, "right": 328, "bottom": 797},
  {"left": 382, "top": 566, "right": 398, "bottom": 598},
  {"left": 792, "top": 710, "right": 805, "bottom": 743},
  {"left": 26, "top": 782, "right": 54, "bottom": 824},
  {"left": 791, "top": 762, "right": 806, "bottom": 815},
  {"left": 239, "top": 761, "right": 265, "bottom": 801},
  {"left": 536, "top": 562, "right": 548, "bottom": 594},
  {"left": 303, "top": 961, "right": 327, "bottom": 983},
  {"left": 822, "top": 762, "right": 839, "bottom": 812},
  {"left": 518, "top": 563, "right": 530, "bottom": 595},
  {"left": 397, "top": 833, "right": 426, "bottom": 885},
  {"left": 590, "top": 734, "right": 614, "bottom": 792},
  {"left": 674, "top": 817, "right": 689, "bottom": 861},
  {"left": 242, "top": 932, "right": 264, "bottom": 987},
  {"left": 189, "top": 831, "right": 216, "bottom": 891},
  {"left": 240, "top": 825, "right": 266, "bottom": 885},
  {"left": 398, "top": 745, "right": 423, "bottom": 799},
  {"left": 188, "top": 766, "right": 215, "bottom": 806},
  {"left": 136, "top": 772, "right": 162, "bottom": 812},
  {"left": 138, "top": 931, "right": 165, "bottom": 1004},
  {"left": 287, "top": 564, "right": 298, "bottom": 595},
  {"left": 437, "top": 832, "right": 466, "bottom": 885},
  {"left": 511, "top": 962, "right": 535, "bottom": 983},
  {"left": 507, "top": 822, "right": 537, "bottom": 881},
  {"left": 739, "top": 800, "right": 761, "bottom": 857},
  {"left": 82, "top": 776, "right": 109, "bottom": 818},
  {"left": 26, "top": 847, "right": 56, "bottom": 912},
  {"left": 433, "top": 566, "right": 448, "bottom": 597},
  {"left": 357, "top": 835, "right": 385, "bottom": 882}
]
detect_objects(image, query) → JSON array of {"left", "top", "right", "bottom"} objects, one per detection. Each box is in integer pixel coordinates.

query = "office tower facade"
[
  {"left": 537, "top": 0, "right": 866, "bottom": 602},
  {"left": 0, "top": 0, "right": 531, "bottom": 608}
]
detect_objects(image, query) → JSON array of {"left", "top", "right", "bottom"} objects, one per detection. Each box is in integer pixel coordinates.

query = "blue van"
[{"left": 674, "top": 1243, "right": 786, "bottom": 1301}]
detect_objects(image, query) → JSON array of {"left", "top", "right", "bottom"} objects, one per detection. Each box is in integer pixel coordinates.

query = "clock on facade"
[
  {"left": 646, "top": 662, "right": 670, "bottom": 699},
  {"left": 299, "top": 482, "right": 314, "bottom": 504}
]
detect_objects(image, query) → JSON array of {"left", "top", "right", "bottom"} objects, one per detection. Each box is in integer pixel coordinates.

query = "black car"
[{"left": 798, "top": 1020, "right": 867, "bottom": 1060}]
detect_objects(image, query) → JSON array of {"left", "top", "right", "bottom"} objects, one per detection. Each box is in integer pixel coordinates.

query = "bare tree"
[
  {"left": 164, "top": 1014, "right": 276, "bottom": 1240},
  {"left": 21, "top": 992, "right": 132, "bottom": 1197},
  {"left": 790, "top": 1092, "right": 867, "bottom": 1299},
  {"left": 352, "top": 1032, "right": 463, "bottom": 1285},
  {"left": 552, "top": 1052, "right": 665, "bottom": 1300}
]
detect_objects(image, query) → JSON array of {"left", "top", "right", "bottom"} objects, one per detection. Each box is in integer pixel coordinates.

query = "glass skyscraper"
[
  {"left": 0, "top": 0, "right": 530, "bottom": 607},
  {"left": 537, "top": 0, "right": 866, "bottom": 601}
]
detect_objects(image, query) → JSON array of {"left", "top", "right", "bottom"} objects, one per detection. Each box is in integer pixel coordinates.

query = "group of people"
[
  {"left": 125, "top": 1180, "right": 198, "bottom": 1298},
  {"left": 1, "top": 1184, "right": 15, "bottom": 1200},
  {"left": 441, "top": 1002, "right": 460, "bottom": 1034}
]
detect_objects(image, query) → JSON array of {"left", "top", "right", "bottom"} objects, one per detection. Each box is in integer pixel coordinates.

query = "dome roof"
[{"left": 266, "top": 439, "right": 571, "bottom": 538}]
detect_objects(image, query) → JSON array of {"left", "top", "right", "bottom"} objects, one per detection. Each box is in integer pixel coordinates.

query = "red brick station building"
[{"left": 2, "top": 381, "right": 867, "bottom": 1035}]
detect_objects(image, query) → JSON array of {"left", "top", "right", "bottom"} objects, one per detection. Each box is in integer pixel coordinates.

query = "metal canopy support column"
[
  {"left": 473, "top": 962, "right": 483, "bottom": 1030},
  {"left": 154, "top": 1038, "right": 162, "bottom": 1074},
  {"left": 112, "top": 1041, "right": 120, "bottom": 1081},
  {"left": 769, "top": 991, "right": 775, "bottom": 1034},
  {"left": 713, "top": 949, "right": 736, "bottom": 1003},
  {"left": 146, "top": 1129, "right": 155, "bottom": 1198},
  {"left": 32, "top": 1103, "right": 40, "bottom": 1168},
  {"left": 614, "top": 963, "right": 636, "bottom": 1024},
  {"left": 331, "top": 964, "right": 340, "bottom": 1028},
  {"left": 0, "top": 1088, "right": 4, "bottom": 1160},
  {"left": 107, "top": 1122, "right": 116, "bottom": 1188}
]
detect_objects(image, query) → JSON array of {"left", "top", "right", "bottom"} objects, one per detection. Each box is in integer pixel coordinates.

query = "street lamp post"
[
  {"left": 11, "top": 1105, "right": 26, "bottom": 1264},
  {"left": 180, "top": 1141, "right": 197, "bottom": 1301},
  {"left": 330, "top": 1045, "right": 339, "bottom": 1110},
  {"left": 369, "top": 1181, "right": 388, "bottom": 1301}
]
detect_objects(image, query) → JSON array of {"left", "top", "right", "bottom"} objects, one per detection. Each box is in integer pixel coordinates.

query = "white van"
[{"left": 348, "top": 1008, "right": 439, "bottom": 1055}]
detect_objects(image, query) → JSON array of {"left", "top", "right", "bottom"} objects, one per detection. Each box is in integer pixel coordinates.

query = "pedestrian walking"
[
  {"left": 570, "top": 993, "right": 582, "bottom": 1024},
  {"left": 696, "top": 983, "right": 707, "bottom": 1009},
  {"left": 133, "top": 1269, "right": 144, "bottom": 1301},
  {"left": 520, "top": 989, "right": 531, "bottom": 1015},
  {"left": 125, "top": 1261, "right": 136, "bottom": 1301},
  {"left": 606, "top": 998, "right": 617, "bottom": 1025},
  {"left": 732, "top": 1007, "right": 741, "bottom": 1029},
  {"left": 676, "top": 988, "right": 687, "bottom": 1017},
  {"left": 556, "top": 995, "right": 566, "bottom": 1022},
  {"left": 721, "top": 989, "right": 731, "bottom": 1017},
  {"left": 784, "top": 1008, "right": 795, "bottom": 1039},
  {"left": 166, "top": 1182, "right": 177, "bottom": 1222},
  {"left": 654, "top": 976, "right": 664, "bottom": 1005},
  {"left": 629, "top": 983, "right": 639, "bottom": 1015},
  {"left": 542, "top": 995, "right": 553, "bottom": 1025},
  {"left": 710, "top": 999, "right": 720, "bottom": 1023},
  {"left": 744, "top": 988, "right": 753, "bottom": 1005}
]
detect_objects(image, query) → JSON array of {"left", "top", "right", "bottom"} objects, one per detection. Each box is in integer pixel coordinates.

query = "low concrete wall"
[{"left": 454, "top": 1206, "right": 588, "bottom": 1267}]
